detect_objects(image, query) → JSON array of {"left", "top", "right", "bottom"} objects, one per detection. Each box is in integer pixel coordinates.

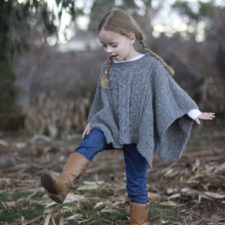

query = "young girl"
[{"left": 41, "top": 8, "right": 215, "bottom": 225}]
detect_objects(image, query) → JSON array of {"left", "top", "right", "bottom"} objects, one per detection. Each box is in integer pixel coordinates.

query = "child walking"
[{"left": 41, "top": 8, "right": 215, "bottom": 225}]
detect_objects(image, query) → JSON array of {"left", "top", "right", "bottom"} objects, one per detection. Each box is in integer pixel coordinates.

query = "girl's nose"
[{"left": 105, "top": 46, "right": 112, "bottom": 54}]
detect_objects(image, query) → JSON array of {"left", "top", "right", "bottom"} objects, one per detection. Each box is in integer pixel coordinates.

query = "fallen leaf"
[{"left": 203, "top": 192, "right": 225, "bottom": 199}]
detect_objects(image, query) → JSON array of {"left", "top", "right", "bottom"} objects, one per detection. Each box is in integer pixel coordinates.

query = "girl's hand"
[
  {"left": 82, "top": 123, "right": 91, "bottom": 139},
  {"left": 194, "top": 112, "right": 215, "bottom": 125}
]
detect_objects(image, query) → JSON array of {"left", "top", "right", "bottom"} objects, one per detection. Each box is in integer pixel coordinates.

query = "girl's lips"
[{"left": 110, "top": 55, "right": 118, "bottom": 59}]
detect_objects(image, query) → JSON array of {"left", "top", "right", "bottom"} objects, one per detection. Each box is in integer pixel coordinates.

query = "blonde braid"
[
  {"left": 137, "top": 33, "right": 174, "bottom": 76},
  {"left": 100, "top": 58, "right": 112, "bottom": 89}
]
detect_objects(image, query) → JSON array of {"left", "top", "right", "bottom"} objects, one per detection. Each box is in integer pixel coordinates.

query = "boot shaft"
[
  {"left": 61, "top": 152, "right": 90, "bottom": 186},
  {"left": 130, "top": 202, "right": 149, "bottom": 225},
  {"left": 41, "top": 152, "right": 90, "bottom": 203}
]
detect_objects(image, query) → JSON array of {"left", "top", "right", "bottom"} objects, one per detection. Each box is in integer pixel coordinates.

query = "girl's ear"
[{"left": 129, "top": 32, "right": 136, "bottom": 44}]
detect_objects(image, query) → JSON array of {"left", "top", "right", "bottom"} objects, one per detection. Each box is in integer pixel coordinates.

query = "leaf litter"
[{"left": 0, "top": 125, "right": 224, "bottom": 225}]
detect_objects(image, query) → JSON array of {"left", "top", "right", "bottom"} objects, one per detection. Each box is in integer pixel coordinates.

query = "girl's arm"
[
  {"left": 187, "top": 109, "right": 215, "bottom": 125},
  {"left": 194, "top": 112, "right": 215, "bottom": 125},
  {"left": 187, "top": 108, "right": 216, "bottom": 125},
  {"left": 82, "top": 122, "right": 91, "bottom": 139}
]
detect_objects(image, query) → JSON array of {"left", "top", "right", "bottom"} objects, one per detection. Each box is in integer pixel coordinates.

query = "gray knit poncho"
[{"left": 88, "top": 54, "right": 198, "bottom": 167}]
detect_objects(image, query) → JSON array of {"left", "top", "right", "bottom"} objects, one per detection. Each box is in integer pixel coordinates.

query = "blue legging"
[{"left": 75, "top": 128, "right": 149, "bottom": 204}]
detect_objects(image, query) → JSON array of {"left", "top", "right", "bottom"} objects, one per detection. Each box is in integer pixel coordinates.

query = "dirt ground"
[{"left": 0, "top": 123, "right": 224, "bottom": 225}]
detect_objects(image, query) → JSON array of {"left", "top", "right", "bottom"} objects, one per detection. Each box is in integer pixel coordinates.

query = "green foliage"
[
  {"left": 149, "top": 203, "right": 179, "bottom": 223},
  {"left": 172, "top": 1, "right": 200, "bottom": 21},
  {"left": 171, "top": 0, "right": 223, "bottom": 40},
  {"left": 0, "top": 0, "right": 58, "bottom": 56},
  {"left": 0, "top": 0, "right": 76, "bottom": 131},
  {"left": 0, "top": 63, "right": 17, "bottom": 114},
  {"left": 0, "top": 202, "right": 44, "bottom": 223},
  {"left": 198, "top": 1, "right": 214, "bottom": 16},
  {"left": 172, "top": 0, "right": 225, "bottom": 32},
  {"left": 0, "top": 190, "right": 44, "bottom": 223}
]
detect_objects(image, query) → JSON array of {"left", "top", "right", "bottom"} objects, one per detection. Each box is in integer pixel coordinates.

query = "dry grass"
[{"left": 0, "top": 124, "right": 224, "bottom": 225}]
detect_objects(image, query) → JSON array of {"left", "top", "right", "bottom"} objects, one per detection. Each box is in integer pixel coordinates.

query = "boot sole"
[
  {"left": 41, "top": 172, "right": 64, "bottom": 204},
  {"left": 48, "top": 193, "right": 64, "bottom": 204}
]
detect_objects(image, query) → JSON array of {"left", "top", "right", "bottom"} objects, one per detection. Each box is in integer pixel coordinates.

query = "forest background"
[
  {"left": 1, "top": 0, "right": 225, "bottom": 137},
  {"left": 0, "top": 1, "right": 225, "bottom": 224}
]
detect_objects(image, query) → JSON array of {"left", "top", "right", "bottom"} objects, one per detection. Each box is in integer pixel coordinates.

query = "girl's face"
[{"left": 99, "top": 29, "right": 136, "bottom": 61}]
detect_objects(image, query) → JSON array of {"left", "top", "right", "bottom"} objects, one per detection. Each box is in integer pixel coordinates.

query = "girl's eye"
[{"left": 101, "top": 43, "right": 118, "bottom": 48}]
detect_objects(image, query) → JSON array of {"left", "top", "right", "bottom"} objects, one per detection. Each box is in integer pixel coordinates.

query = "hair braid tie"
[{"left": 100, "top": 58, "right": 112, "bottom": 89}]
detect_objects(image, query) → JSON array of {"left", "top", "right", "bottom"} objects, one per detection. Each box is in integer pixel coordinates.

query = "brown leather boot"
[
  {"left": 41, "top": 152, "right": 89, "bottom": 203},
  {"left": 130, "top": 202, "right": 149, "bottom": 225}
]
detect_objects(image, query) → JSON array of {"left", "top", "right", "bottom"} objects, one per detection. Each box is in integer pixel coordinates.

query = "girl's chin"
[{"left": 111, "top": 56, "right": 127, "bottom": 61}]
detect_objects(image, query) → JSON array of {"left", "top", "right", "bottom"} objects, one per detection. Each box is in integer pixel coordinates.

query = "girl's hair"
[{"left": 98, "top": 8, "right": 174, "bottom": 89}]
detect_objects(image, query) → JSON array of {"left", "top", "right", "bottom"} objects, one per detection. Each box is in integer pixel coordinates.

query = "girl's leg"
[
  {"left": 123, "top": 144, "right": 149, "bottom": 204},
  {"left": 75, "top": 128, "right": 109, "bottom": 160},
  {"left": 123, "top": 144, "right": 149, "bottom": 225},
  {"left": 41, "top": 128, "right": 109, "bottom": 203}
]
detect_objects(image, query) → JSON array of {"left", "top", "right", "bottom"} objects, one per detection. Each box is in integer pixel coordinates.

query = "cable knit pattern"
[{"left": 88, "top": 54, "right": 198, "bottom": 167}]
